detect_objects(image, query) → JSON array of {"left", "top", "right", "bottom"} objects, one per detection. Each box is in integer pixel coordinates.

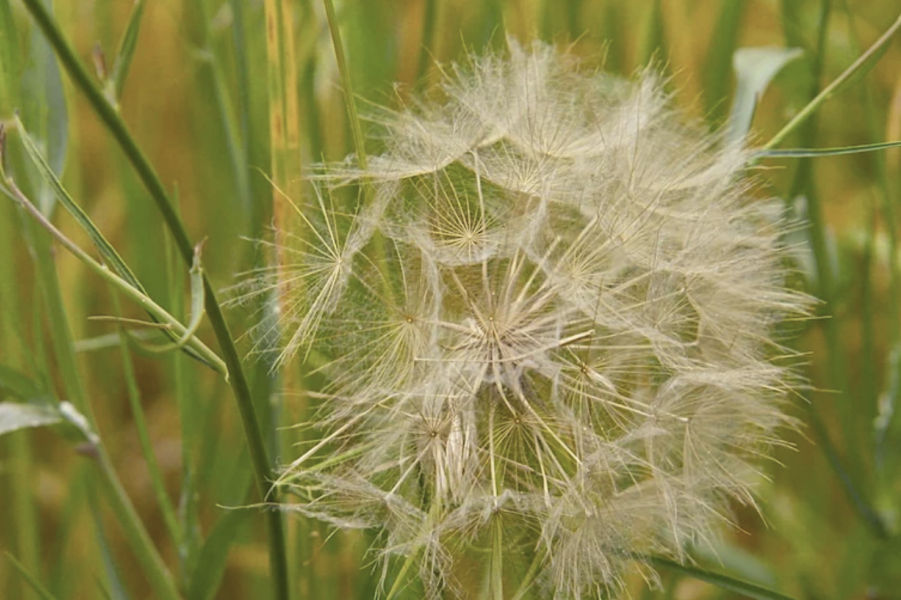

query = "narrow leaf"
[
  {"left": 0, "top": 401, "right": 61, "bottom": 436},
  {"left": 0, "top": 364, "right": 43, "bottom": 401},
  {"left": 757, "top": 140, "right": 901, "bottom": 158},
  {"left": 19, "top": 0, "right": 68, "bottom": 213},
  {"left": 704, "top": 0, "right": 747, "bottom": 123},
  {"left": 649, "top": 557, "right": 798, "bottom": 600},
  {"left": 727, "top": 46, "right": 803, "bottom": 144},
  {"left": 5, "top": 552, "right": 60, "bottom": 600},
  {"left": 109, "top": 0, "right": 146, "bottom": 105},
  {"left": 89, "top": 486, "right": 133, "bottom": 600},
  {"left": 0, "top": 0, "right": 20, "bottom": 113},
  {"left": 187, "top": 509, "right": 252, "bottom": 600},
  {"left": 765, "top": 11, "right": 901, "bottom": 150},
  {"left": 14, "top": 117, "right": 216, "bottom": 367},
  {"left": 15, "top": 115, "right": 145, "bottom": 292}
]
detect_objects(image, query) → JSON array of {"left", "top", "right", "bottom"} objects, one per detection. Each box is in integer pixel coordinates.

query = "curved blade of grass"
[
  {"left": 322, "top": 0, "right": 367, "bottom": 173},
  {"left": 109, "top": 0, "right": 145, "bottom": 106},
  {"left": 5, "top": 553, "right": 60, "bottom": 600},
  {"left": 757, "top": 140, "right": 901, "bottom": 158},
  {"left": 727, "top": 46, "right": 803, "bottom": 144},
  {"left": 765, "top": 11, "right": 901, "bottom": 150},
  {"left": 648, "top": 557, "right": 798, "bottom": 600},
  {"left": 17, "top": 2, "right": 291, "bottom": 598}
]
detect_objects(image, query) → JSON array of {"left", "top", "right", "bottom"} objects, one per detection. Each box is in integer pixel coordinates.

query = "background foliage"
[{"left": 1, "top": 0, "right": 901, "bottom": 599}]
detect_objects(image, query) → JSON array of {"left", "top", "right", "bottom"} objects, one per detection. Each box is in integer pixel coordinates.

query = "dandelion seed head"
[{"left": 240, "top": 40, "right": 811, "bottom": 598}]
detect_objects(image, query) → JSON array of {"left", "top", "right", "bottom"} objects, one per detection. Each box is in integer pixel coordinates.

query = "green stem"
[
  {"left": 94, "top": 448, "right": 182, "bottom": 600},
  {"left": 18, "top": 2, "right": 291, "bottom": 598},
  {"left": 6, "top": 181, "right": 227, "bottom": 377},
  {"left": 109, "top": 291, "right": 183, "bottom": 547},
  {"left": 765, "top": 10, "right": 901, "bottom": 151},
  {"left": 14, "top": 200, "right": 182, "bottom": 600}
]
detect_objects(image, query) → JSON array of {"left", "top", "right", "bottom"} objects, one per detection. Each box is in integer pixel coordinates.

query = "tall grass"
[{"left": 1, "top": 1, "right": 900, "bottom": 599}]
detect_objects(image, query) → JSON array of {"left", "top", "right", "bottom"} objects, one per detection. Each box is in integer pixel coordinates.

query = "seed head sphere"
[{"left": 241, "top": 42, "right": 809, "bottom": 599}]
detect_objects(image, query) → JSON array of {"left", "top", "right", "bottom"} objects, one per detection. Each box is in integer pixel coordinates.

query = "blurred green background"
[{"left": 2, "top": 0, "right": 901, "bottom": 599}]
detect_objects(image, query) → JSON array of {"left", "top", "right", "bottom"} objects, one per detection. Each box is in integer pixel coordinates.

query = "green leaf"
[
  {"left": 0, "top": 401, "right": 62, "bottom": 436},
  {"left": 0, "top": 0, "right": 20, "bottom": 114},
  {"left": 704, "top": 0, "right": 747, "bottom": 124},
  {"left": 0, "top": 364, "right": 43, "bottom": 401},
  {"left": 5, "top": 552, "right": 60, "bottom": 600},
  {"left": 757, "top": 140, "right": 901, "bottom": 158},
  {"left": 765, "top": 12, "right": 901, "bottom": 150},
  {"left": 89, "top": 486, "right": 133, "bottom": 600},
  {"left": 187, "top": 509, "right": 252, "bottom": 600},
  {"left": 727, "top": 46, "right": 803, "bottom": 144},
  {"left": 19, "top": 0, "right": 68, "bottom": 214},
  {"left": 15, "top": 114, "right": 146, "bottom": 293},
  {"left": 649, "top": 556, "right": 798, "bottom": 600},
  {"left": 109, "top": 0, "right": 146, "bottom": 105},
  {"left": 15, "top": 115, "right": 215, "bottom": 368}
]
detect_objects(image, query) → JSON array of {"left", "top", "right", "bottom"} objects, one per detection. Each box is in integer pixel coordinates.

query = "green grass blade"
[
  {"left": 5, "top": 553, "right": 60, "bottom": 600},
  {"left": 88, "top": 491, "right": 133, "bottom": 600},
  {"left": 780, "top": 0, "right": 890, "bottom": 541},
  {"left": 16, "top": 3, "right": 292, "bottom": 598},
  {"left": 728, "top": 47, "right": 803, "bottom": 144},
  {"left": 109, "top": 290, "right": 183, "bottom": 548},
  {"left": 194, "top": 0, "right": 253, "bottom": 223},
  {"left": 187, "top": 507, "right": 253, "bottom": 600},
  {"left": 0, "top": 0, "right": 19, "bottom": 115},
  {"left": 91, "top": 448, "right": 183, "bottom": 600},
  {"left": 765, "top": 11, "right": 901, "bottom": 150},
  {"left": 0, "top": 364, "right": 43, "bottom": 401},
  {"left": 109, "top": 0, "right": 145, "bottom": 105},
  {"left": 704, "top": 0, "right": 748, "bottom": 125},
  {"left": 14, "top": 114, "right": 144, "bottom": 291},
  {"left": 649, "top": 557, "right": 797, "bottom": 600},
  {"left": 19, "top": 0, "right": 67, "bottom": 214},
  {"left": 322, "top": 0, "right": 368, "bottom": 173},
  {"left": 756, "top": 140, "right": 901, "bottom": 158},
  {"left": 11, "top": 172, "right": 186, "bottom": 600},
  {"left": 639, "top": 0, "right": 667, "bottom": 70},
  {"left": 5, "top": 183, "right": 227, "bottom": 377},
  {"left": 15, "top": 115, "right": 213, "bottom": 368}
]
